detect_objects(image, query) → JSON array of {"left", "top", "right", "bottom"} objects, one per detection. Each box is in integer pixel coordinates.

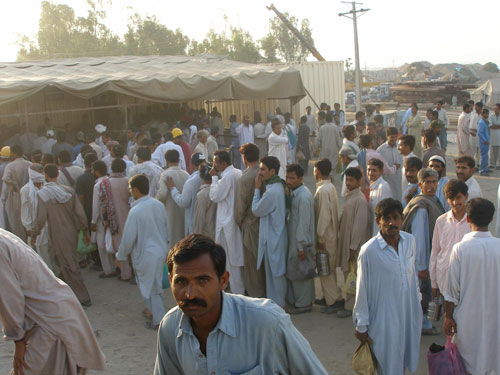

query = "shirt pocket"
[{"left": 227, "top": 364, "right": 263, "bottom": 375}]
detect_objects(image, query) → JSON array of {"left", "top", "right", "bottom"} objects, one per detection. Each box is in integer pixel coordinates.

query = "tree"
[
  {"left": 263, "top": 12, "right": 315, "bottom": 63},
  {"left": 483, "top": 62, "right": 500, "bottom": 74},
  {"left": 124, "top": 14, "right": 189, "bottom": 56}
]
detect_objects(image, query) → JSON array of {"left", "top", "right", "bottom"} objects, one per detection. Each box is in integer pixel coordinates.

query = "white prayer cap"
[
  {"left": 429, "top": 155, "right": 446, "bottom": 166},
  {"left": 95, "top": 124, "right": 107, "bottom": 134},
  {"left": 46, "top": 129, "right": 55, "bottom": 137},
  {"left": 339, "top": 146, "right": 357, "bottom": 160},
  {"left": 29, "top": 165, "right": 45, "bottom": 183}
]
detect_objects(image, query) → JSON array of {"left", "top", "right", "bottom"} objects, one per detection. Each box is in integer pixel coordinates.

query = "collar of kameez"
[
  {"left": 178, "top": 292, "right": 237, "bottom": 339},
  {"left": 131, "top": 195, "right": 150, "bottom": 208},
  {"left": 375, "top": 232, "right": 402, "bottom": 252},
  {"left": 315, "top": 179, "right": 331, "bottom": 188},
  {"left": 446, "top": 211, "right": 468, "bottom": 224},
  {"left": 463, "top": 231, "right": 493, "bottom": 240},
  {"left": 110, "top": 172, "right": 125, "bottom": 178},
  {"left": 369, "top": 176, "right": 384, "bottom": 189}
]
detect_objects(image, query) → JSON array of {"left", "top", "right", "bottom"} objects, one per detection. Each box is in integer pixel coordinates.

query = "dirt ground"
[{"left": 1, "top": 131, "right": 499, "bottom": 375}]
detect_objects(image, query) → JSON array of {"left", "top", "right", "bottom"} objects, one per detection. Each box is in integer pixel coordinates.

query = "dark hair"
[
  {"left": 44, "top": 163, "right": 59, "bottom": 178},
  {"left": 374, "top": 114, "right": 384, "bottom": 124},
  {"left": 112, "top": 144, "right": 125, "bottom": 158},
  {"left": 386, "top": 127, "right": 398, "bottom": 136},
  {"left": 475, "top": 102, "right": 484, "bottom": 108},
  {"left": 210, "top": 126, "right": 219, "bottom": 136},
  {"left": 463, "top": 103, "right": 470, "bottom": 111},
  {"left": 398, "top": 135, "right": 415, "bottom": 150},
  {"left": 444, "top": 179, "right": 468, "bottom": 199},
  {"left": 260, "top": 156, "right": 280, "bottom": 175},
  {"left": 455, "top": 155, "right": 475, "bottom": 169},
  {"left": 56, "top": 131, "right": 66, "bottom": 142},
  {"left": 411, "top": 103, "right": 419, "bottom": 111},
  {"left": 317, "top": 111, "right": 326, "bottom": 120},
  {"left": 359, "top": 134, "right": 373, "bottom": 148},
  {"left": 355, "top": 111, "right": 365, "bottom": 120},
  {"left": 325, "top": 112, "right": 333, "bottom": 123},
  {"left": 343, "top": 125, "right": 356, "bottom": 138},
  {"left": 214, "top": 150, "right": 231, "bottom": 166},
  {"left": 167, "top": 234, "right": 226, "bottom": 278},
  {"left": 199, "top": 164, "right": 212, "bottom": 183},
  {"left": 229, "top": 114, "right": 237, "bottom": 123},
  {"left": 482, "top": 108, "right": 490, "bottom": 115},
  {"left": 300, "top": 115, "right": 307, "bottom": 124},
  {"left": 239, "top": 143, "right": 259, "bottom": 163},
  {"left": 92, "top": 160, "right": 107, "bottom": 176},
  {"left": 467, "top": 198, "right": 495, "bottom": 227},
  {"left": 136, "top": 146, "right": 151, "bottom": 161},
  {"left": 424, "top": 128, "right": 437, "bottom": 144},
  {"left": 80, "top": 144, "right": 93, "bottom": 156},
  {"left": 367, "top": 158, "right": 384, "bottom": 171},
  {"left": 286, "top": 163, "right": 304, "bottom": 178},
  {"left": 366, "top": 122, "right": 376, "bottom": 129},
  {"left": 10, "top": 144, "right": 23, "bottom": 157},
  {"left": 254, "top": 111, "right": 262, "bottom": 123},
  {"left": 111, "top": 158, "right": 126, "bottom": 173},
  {"left": 84, "top": 152, "right": 98, "bottom": 168},
  {"left": 191, "top": 152, "right": 205, "bottom": 167},
  {"left": 375, "top": 198, "right": 403, "bottom": 220},
  {"left": 271, "top": 118, "right": 281, "bottom": 128},
  {"left": 405, "top": 156, "right": 423, "bottom": 170},
  {"left": 165, "top": 149, "right": 180, "bottom": 163},
  {"left": 140, "top": 138, "right": 153, "bottom": 146},
  {"left": 30, "top": 149, "right": 42, "bottom": 163},
  {"left": 431, "top": 110, "right": 439, "bottom": 119},
  {"left": 345, "top": 167, "right": 362, "bottom": 180},
  {"left": 57, "top": 150, "right": 71, "bottom": 164},
  {"left": 129, "top": 174, "right": 149, "bottom": 195},
  {"left": 42, "top": 153, "right": 55, "bottom": 164},
  {"left": 314, "top": 158, "right": 332, "bottom": 177}
]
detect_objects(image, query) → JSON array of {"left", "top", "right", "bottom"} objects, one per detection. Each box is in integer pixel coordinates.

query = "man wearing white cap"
[
  {"left": 94, "top": 123, "right": 110, "bottom": 158},
  {"left": 151, "top": 130, "right": 186, "bottom": 170},
  {"left": 41, "top": 130, "right": 57, "bottom": 155},
  {"left": 20, "top": 163, "right": 58, "bottom": 272},
  {"left": 429, "top": 155, "right": 450, "bottom": 211}
]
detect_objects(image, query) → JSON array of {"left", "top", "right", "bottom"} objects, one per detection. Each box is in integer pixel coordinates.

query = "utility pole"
[{"left": 339, "top": 2, "right": 369, "bottom": 112}]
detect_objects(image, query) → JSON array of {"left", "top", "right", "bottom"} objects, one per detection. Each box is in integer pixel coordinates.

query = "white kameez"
[
  {"left": 353, "top": 232, "right": 422, "bottom": 374},
  {"left": 267, "top": 132, "right": 288, "bottom": 179},
  {"left": 457, "top": 111, "right": 470, "bottom": 156},
  {"left": 445, "top": 231, "right": 500, "bottom": 374},
  {"left": 369, "top": 177, "right": 392, "bottom": 236}
]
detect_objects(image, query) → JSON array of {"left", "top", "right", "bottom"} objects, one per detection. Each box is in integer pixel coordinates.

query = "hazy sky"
[{"left": 1, "top": 0, "right": 498, "bottom": 68}]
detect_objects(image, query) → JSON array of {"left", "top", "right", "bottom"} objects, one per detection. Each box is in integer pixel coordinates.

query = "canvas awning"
[
  {"left": 0, "top": 54, "right": 306, "bottom": 106},
  {"left": 470, "top": 79, "right": 500, "bottom": 107}
]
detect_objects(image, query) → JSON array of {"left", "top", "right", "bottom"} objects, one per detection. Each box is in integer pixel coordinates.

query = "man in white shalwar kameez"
[
  {"left": 457, "top": 103, "right": 472, "bottom": 156},
  {"left": 116, "top": 174, "right": 169, "bottom": 329},
  {"left": 151, "top": 136, "right": 186, "bottom": 170},
  {"left": 0, "top": 229, "right": 106, "bottom": 375},
  {"left": 267, "top": 118, "right": 289, "bottom": 179},
  {"left": 368, "top": 159, "right": 392, "bottom": 236},
  {"left": 128, "top": 146, "right": 163, "bottom": 197},
  {"left": 166, "top": 153, "right": 205, "bottom": 236},
  {"left": 209, "top": 150, "right": 245, "bottom": 295},
  {"left": 156, "top": 150, "right": 189, "bottom": 249},
  {"left": 20, "top": 164, "right": 57, "bottom": 273},
  {"left": 252, "top": 156, "right": 288, "bottom": 307},
  {"left": 315, "top": 112, "right": 342, "bottom": 170},
  {"left": 377, "top": 127, "right": 403, "bottom": 200},
  {"left": 354, "top": 198, "right": 422, "bottom": 374},
  {"left": 444, "top": 198, "right": 500, "bottom": 374}
]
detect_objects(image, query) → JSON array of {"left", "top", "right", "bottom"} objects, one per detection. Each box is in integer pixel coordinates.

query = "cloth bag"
[
  {"left": 296, "top": 149, "right": 306, "bottom": 161},
  {"left": 352, "top": 338, "right": 377, "bottom": 375},
  {"left": 104, "top": 228, "right": 114, "bottom": 254},
  {"left": 344, "top": 261, "right": 357, "bottom": 295},
  {"left": 427, "top": 335, "right": 466, "bottom": 375},
  {"left": 77, "top": 231, "right": 96, "bottom": 255},
  {"left": 286, "top": 245, "right": 317, "bottom": 281}
]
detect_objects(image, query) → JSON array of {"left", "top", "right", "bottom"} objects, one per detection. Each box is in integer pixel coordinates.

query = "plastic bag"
[
  {"left": 77, "top": 231, "right": 96, "bottom": 255},
  {"left": 427, "top": 335, "right": 466, "bottom": 375},
  {"left": 296, "top": 149, "right": 306, "bottom": 161},
  {"left": 352, "top": 338, "right": 377, "bottom": 375},
  {"left": 344, "top": 261, "right": 357, "bottom": 295},
  {"left": 104, "top": 228, "right": 114, "bottom": 254}
]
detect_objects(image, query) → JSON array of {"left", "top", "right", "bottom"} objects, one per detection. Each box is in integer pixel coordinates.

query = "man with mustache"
[
  {"left": 455, "top": 156, "right": 482, "bottom": 200},
  {"left": 154, "top": 234, "right": 327, "bottom": 375},
  {"left": 353, "top": 198, "right": 422, "bottom": 374},
  {"left": 402, "top": 168, "right": 445, "bottom": 335}
]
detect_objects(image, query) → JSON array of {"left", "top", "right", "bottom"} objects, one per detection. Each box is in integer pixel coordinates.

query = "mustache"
[
  {"left": 388, "top": 226, "right": 399, "bottom": 230},
  {"left": 180, "top": 298, "right": 207, "bottom": 307}
]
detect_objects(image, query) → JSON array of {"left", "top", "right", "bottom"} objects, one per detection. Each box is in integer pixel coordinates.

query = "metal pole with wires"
[{"left": 339, "top": 2, "right": 370, "bottom": 112}]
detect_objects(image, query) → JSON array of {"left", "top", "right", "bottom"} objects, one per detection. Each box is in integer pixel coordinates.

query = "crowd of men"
[{"left": 1, "top": 101, "right": 500, "bottom": 374}]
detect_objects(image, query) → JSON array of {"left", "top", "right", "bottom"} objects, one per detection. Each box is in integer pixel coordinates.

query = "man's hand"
[
  {"left": 255, "top": 174, "right": 263, "bottom": 189},
  {"left": 209, "top": 167, "right": 218, "bottom": 177},
  {"left": 90, "top": 223, "right": 97, "bottom": 232},
  {"left": 418, "top": 270, "right": 429, "bottom": 280},
  {"left": 298, "top": 250, "right": 306, "bottom": 261},
  {"left": 443, "top": 316, "right": 457, "bottom": 336},
  {"left": 316, "top": 242, "right": 325, "bottom": 250},
  {"left": 13, "top": 340, "right": 30, "bottom": 375},
  {"left": 432, "top": 288, "right": 440, "bottom": 298},
  {"left": 354, "top": 330, "right": 368, "bottom": 343},
  {"left": 114, "top": 258, "right": 122, "bottom": 270},
  {"left": 394, "top": 163, "right": 401, "bottom": 169},
  {"left": 165, "top": 176, "right": 175, "bottom": 189}
]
